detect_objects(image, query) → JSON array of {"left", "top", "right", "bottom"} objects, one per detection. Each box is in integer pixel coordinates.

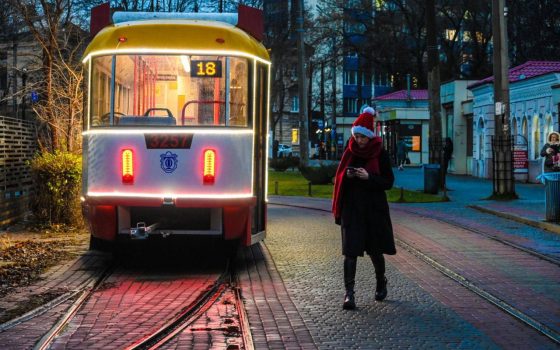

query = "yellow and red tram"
[{"left": 81, "top": 9, "right": 270, "bottom": 248}]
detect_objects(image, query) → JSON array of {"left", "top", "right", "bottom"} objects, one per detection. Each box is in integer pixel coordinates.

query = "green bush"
[
  {"left": 269, "top": 157, "right": 292, "bottom": 171},
  {"left": 269, "top": 156, "right": 300, "bottom": 171},
  {"left": 29, "top": 151, "right": 82, "bottom": 227},
  {"left": 299, "top": 162, "right": 339, "bottom": 185}
]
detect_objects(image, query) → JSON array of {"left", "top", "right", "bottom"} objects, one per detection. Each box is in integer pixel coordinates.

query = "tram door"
[{"left": 252, "top": 63, "right": 268, "bottom": 234}]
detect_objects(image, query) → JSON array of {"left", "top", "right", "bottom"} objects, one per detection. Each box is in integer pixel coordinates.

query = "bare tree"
[{"left": 7, "top": 0, "right": 89, "bottom": 152}]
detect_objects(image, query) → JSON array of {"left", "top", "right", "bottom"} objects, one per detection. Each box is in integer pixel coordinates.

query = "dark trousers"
[{"left": 344, "top": 254, "right": 385, "bottom": 292}]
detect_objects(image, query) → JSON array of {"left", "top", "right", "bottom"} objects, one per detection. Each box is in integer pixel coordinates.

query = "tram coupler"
[{"left": 130, "top": 222, "right": 159, "bottom": 239}]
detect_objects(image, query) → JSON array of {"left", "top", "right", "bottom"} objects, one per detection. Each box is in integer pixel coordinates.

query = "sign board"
[
  {"left": 190, "top": 60, "right": 222, "bottom": 78},
  {"left": 157, "top": 74, "right": 177, "bottom": 81},
  {"left": 513, "top": 144, "right": 528, "bottom": 173}
]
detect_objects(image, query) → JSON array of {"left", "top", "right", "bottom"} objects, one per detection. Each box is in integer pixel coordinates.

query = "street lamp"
[{"left": 21, "top": 68, "right": 27, "bottom": 120}]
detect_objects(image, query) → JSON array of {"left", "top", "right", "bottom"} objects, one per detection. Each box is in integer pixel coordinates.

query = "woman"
[
  {"left": 541, "top": 131, "right": 560, "bottom": 173},
  {"left": 332, "top": 109, "right": 396, "bottom": 310}
]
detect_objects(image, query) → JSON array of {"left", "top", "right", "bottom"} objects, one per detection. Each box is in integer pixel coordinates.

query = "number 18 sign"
[{"left": 190, "top": 60, "right": 222, "bottom": 78}]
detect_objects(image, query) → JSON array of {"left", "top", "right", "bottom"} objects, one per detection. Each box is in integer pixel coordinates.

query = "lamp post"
[{"left": 21, "top": 68, "right": 27, "bottom": 120}]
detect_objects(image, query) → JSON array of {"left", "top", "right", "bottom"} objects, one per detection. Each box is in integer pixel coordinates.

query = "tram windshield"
[{"left": 89, "top": 55, "right": 249, "bottom": 127}]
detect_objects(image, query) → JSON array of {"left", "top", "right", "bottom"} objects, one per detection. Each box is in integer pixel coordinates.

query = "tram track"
[
  {"left": 125, "top": 260, "right": 254, "bottom": 350},
  {"left": 30, "top": 257, "right": 253, "bottom": 350},
  {"left": 0, "top": 259, "right": 115, "bottom": 334},
  {"left": 272, "top": 202, "right": 560, "bottom": 346},
  {"left": 392, "top": 205, "right": 560, "bottom": 267}
]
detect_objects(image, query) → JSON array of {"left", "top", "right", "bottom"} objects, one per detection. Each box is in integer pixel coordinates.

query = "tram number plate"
[
  {"left": 191, "top": 60, "right": 222, "bottom": 78},
  {"left": 144, "top": 134, "right": 193, "bottom": 149}
]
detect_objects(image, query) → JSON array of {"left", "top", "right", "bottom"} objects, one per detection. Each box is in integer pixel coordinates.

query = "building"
[
  {"left": 441, "top": 80, "right": 477, "bottom": 174},
  {"left": 374, "top": 89, "right": 428, "bottom": 165},
  {"left": 468, "top": 61, "right": 560, "bottom": 182}
]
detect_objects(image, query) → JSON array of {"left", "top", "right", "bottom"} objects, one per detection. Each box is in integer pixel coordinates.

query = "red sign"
[{"left": 513, "top": 145, "right": 528, "bottom": 173}]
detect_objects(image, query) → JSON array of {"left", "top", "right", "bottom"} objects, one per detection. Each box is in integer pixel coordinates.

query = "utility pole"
[
  {"left": 491, "top": 0, "right": 516, "bottom": 198},
  {"left": 331, "top": 35, "right": 337, "bottom": 159},
  {"left": 296, "top": 0, "right": 309, "bottom": 165},
  {"left": 425, "top": 0, "right": 442, "bottom": 164}
]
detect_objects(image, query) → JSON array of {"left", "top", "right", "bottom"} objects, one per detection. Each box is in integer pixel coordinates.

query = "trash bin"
[
  {"left": 542, "top": 172, "right": 560, "bottom": 222},
  {"left": 423, "top": 163, "right": 440, "bottom": 194}
]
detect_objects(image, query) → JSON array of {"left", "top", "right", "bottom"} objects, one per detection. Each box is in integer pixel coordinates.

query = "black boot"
[
  {"left": 343, "top": 256, "right": 357, "bottom": 310},
  {"left": 370, "top": 254, "right": 387, "bottom": 301},
  {"left": 375, "top": 275, "right": 387, "bottom": 301}
]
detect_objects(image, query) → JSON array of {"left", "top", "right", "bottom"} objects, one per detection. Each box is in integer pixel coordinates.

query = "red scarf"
[{"left": 332, "top": 136, "right": 382, "bottom": 221}]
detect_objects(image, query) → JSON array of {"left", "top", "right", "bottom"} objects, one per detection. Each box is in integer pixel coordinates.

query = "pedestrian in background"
[
  {"left": 396, "top": 137, "right": 408, "bottom": 170},
  {"left": 332, "top": 107, "right": 396, "bottom": 310},
  {"left": 541, "top": 131, "right": 560, "bottom": 173}
]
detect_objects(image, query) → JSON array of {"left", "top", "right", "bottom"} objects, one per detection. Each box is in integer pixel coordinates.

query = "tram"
[{"left": 81, "top": 7, "right": 270, "bottom": 248}]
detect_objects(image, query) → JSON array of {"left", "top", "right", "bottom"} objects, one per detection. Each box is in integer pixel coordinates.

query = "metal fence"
[{"left": 0, "top": 116, "right": 37, "bottom": 227}]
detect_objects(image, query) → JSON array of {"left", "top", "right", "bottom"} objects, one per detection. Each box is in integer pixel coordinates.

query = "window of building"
[
  {"left": 532, "top": 115, "right": 540, "bottom": 159},
  {"left": 344, "top": 98, "right": 358, "bottom": 113},
  {"left": 344, "top": 70, "right": 357, "bottom": 85},
  {"left": 291, "top": 96, "right": 299, "bottom": 112},
  {"left": 361, "top": 72, "right": 371, "bottom": 86}
]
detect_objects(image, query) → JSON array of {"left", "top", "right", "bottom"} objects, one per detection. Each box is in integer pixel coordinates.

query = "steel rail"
[
  {"left": 392, "top": 206, "right": 560, "bottom": 266},
  {"left": 33, "top": 263, "right": 115, "bottom": 350},
  {"left": 125, "top": 266, "right": 230, "bottom": 350},
  {"left": 395, "top": 237, "right": 560, "bottom": 345}
]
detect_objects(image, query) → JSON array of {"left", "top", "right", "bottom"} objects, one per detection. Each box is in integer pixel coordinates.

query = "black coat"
[
  {"left": 340, "top": 149, "right": 396, "bottom": 257},
  {"left": 540, "top": 143, "right": 560, "bottom": 171}
]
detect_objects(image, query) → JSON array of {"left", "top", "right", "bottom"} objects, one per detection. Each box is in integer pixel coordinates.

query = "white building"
[{"left": 469, "top": 61, "right": 560, "bottom": 182}]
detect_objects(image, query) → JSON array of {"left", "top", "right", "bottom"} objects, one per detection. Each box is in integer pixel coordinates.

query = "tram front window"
[{"left": 89, "top": 55, "right": 249, "bottom": 127}]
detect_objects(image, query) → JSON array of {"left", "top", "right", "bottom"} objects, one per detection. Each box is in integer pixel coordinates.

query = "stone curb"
[{"left": 469, "top": 204, "right": 560, "bottom": 235}]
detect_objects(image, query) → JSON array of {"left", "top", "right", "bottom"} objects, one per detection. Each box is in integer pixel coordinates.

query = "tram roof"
[{"left": 82, "top": 20, "right": 270, "bottom": 63}]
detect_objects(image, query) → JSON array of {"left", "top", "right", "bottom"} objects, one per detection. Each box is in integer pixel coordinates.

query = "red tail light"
[
  {"left": 122, "top": 149, "right": 134, "bottom": 184},
  {"left": 203, "top": 149, "right": 216, "bottom": 184}
]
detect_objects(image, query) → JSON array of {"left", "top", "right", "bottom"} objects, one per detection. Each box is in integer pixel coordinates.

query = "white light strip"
[
  {"left": 87, "top": 191, "right": 252, "bottom": 199},
  {"left": 87, "top": 59, "right": 92, "bottom": 130},
  {"left": 83, "top": 49, "right": 271, "bottom": 65},
  {"left": 251, "top": 60, "right": 256, "bottom": 197},
  {"left": 83, "top": 129, "right": 254, "bottom": 136},
  {"left": 265, "top": 65, "right": 271, "bottom": 202}
]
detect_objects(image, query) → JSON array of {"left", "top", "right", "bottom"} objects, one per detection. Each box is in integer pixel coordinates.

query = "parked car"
[{"left": 277, "top": 144, "right": 293, "bottom": 158}]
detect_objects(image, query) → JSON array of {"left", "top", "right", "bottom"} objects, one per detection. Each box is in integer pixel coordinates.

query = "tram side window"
[
  {"left": 229, "top": 58, "right": 248, "bottom": 126},
  {"left": 90, "top": 56, "right": 113, "bottom": 126}
]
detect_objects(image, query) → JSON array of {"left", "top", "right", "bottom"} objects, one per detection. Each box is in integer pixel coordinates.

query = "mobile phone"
[{"left": 347, "top": 166, "right": 357, "bottom": 172}]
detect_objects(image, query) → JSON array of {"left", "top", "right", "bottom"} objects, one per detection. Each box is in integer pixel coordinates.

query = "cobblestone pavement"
[{"left": 265, "top": 196, "right": 559, "bottom": 349}]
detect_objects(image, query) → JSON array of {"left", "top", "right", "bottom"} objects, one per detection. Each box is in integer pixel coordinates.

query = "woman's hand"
[
  {"left": 353, "top": 167, "right": 369, "bottom": 180},
  {"left": 547, "top": 147, "right": 554, "bottom": 154}
]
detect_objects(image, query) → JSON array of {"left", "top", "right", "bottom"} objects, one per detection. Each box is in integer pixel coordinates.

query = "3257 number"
[{"left": 144, "top": 134, "right": 193, "bottom": 149}]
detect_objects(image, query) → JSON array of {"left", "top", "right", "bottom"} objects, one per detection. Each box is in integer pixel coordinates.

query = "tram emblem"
[{"left": 160, "top": 151, "right": 178, "bottom": 173}]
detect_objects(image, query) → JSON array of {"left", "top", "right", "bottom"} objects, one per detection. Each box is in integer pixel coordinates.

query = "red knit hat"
[{"left": 351, "top": 111, "right": 376, "bottom": 138}]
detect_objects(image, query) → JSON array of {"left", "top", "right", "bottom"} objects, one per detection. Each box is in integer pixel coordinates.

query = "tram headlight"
[
  {"left": 122, "top": 149, "right": 134, "bottom": 184},
  {"left": 203, "top": 149, "right": 216, "bottom": 184}
]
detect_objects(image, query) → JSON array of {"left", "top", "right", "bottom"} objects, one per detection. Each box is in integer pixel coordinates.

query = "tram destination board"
[
  {"left": 191, "top": 60, "right": 222, "bottom": 78},
  {"left": 144, "top": 134, "right": 193, "bottom": 149}
]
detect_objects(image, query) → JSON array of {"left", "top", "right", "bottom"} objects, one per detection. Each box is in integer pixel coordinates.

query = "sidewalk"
[
  {"left": 270, "top": 166, "right": 560, "bottom": 235},
  {"left": 393, "top": 166, "right": 560, "bottom": 235}
]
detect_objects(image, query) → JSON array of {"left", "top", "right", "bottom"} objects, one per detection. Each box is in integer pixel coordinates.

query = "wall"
[{"left": 0, "top": 116, "right": 36, "bottom": 226}]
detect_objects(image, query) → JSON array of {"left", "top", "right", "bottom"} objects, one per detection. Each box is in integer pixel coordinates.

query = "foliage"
[
  {"left": 29, "top": 151, "right": 82, "bottom": 227},
  {"left": 269, "top": 156, "right": 300, "bottom": 172},
  {"left": 269, "top": 157, "right": 292, "bottom": 171},
  {"left": 299, "top": 163, "right": 338, "bottom": 185}
]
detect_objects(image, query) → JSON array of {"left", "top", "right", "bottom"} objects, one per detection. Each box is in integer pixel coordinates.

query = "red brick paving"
[
  {"left": 237, "top": 244, "right": 317, "bottom": 350},
  {"left": 391, "top": 209, "right": 560, "bottom": 348}
]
